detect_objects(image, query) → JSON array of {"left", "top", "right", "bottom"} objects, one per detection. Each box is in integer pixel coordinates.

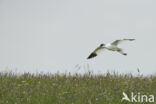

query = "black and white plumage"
[{"left": 87, "top": 39, "right": 135, "bottom": 59}]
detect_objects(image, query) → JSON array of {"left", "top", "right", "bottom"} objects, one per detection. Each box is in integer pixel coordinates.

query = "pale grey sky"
[{"left": 0, "top": 0, "right": 156, "bottom": 75}]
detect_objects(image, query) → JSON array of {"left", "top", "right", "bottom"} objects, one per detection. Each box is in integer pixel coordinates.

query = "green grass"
[{"left": 0, "top": 72, "right": 156, "bottom": 104}]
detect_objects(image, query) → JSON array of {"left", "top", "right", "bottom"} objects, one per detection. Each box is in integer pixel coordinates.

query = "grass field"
[{"left": 0, "top": 72, "right": 156, "bottom": 104}]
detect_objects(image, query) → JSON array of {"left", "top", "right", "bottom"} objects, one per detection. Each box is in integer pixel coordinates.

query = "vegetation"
[{"left": 0, "top": 72, "right": 156, "bottom": 104}]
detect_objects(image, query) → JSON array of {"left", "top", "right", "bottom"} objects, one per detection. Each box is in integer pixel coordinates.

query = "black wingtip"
[
  {"left": 87, "top": 53, "right": 97, "bottom": 59},
  {"left": 123, "top": 39, "right": 135, "bottom": 41},
  {"left": 123, "top": 53, "right": 127, "bottom": 56},
  {"left": 129, "top": 39, "right": 135, "bottom": 41}
]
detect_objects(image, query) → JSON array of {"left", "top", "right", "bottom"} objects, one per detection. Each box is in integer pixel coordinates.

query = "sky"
[{"left": 0, "top": 0, "right": 156, "bottom": 75}]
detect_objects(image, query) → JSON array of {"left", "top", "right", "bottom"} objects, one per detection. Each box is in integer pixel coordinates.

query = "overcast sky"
[{"left": 0, "top": 0, "right": 156, "bottom": 75}]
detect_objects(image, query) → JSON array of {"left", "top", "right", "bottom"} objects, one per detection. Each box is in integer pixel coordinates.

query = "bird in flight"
[
  {"left": 121, "top": 92, "right": 130, "bottom": 102},
  {"left": 87, "top": 39, "right": 135, "bottom": 59}
]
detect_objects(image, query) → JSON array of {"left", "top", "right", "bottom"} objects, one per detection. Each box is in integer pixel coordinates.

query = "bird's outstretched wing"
[
  {"left": 87, "top": 52, "right": 97, "bottom": 59},
  {"left": 111, "top": 39, "right": 135, "bottom": 46},
  {"left": 87, "top": 47, "right": 105, "bottom": 59}
]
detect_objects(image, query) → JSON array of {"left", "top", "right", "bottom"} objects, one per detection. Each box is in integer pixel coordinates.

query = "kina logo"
[{"left": 121, "top": 92, "right": 154, "bottom": 103}]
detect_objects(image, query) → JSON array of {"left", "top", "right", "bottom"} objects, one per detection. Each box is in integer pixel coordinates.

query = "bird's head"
[{"left": 100, "top": 44, "right": 105, "bottom": 47}]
